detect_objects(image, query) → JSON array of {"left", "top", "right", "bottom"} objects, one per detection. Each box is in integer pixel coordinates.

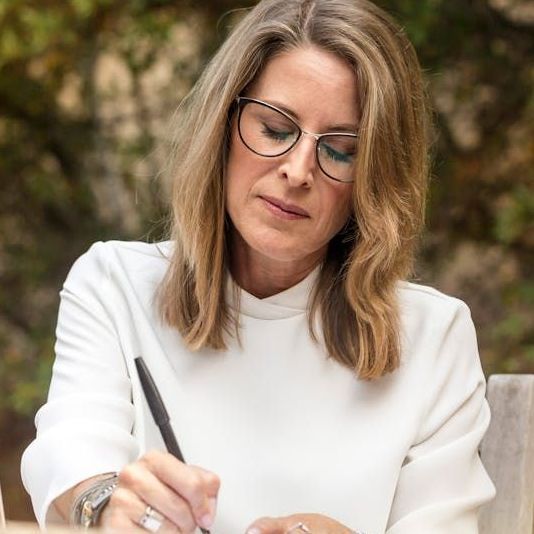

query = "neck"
[{"left": 230, "top": 232, "right": 324, "bottom": 299}]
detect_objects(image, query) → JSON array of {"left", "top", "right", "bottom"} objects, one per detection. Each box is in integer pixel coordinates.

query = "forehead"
[{"left": 247, "top": 45, "right": 360, "bottom": 126}]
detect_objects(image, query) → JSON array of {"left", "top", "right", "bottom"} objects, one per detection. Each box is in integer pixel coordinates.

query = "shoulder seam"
[{"left": 398, "top": 281, "right": 463, "bottom": 304}]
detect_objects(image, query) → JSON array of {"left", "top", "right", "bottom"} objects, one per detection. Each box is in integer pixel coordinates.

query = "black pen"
[{"left": 134, "top": 356, "right": 211, "bottom": 534}]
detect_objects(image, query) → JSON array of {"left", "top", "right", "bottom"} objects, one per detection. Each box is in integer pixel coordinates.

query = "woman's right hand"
[{"left": 99, "top": 450, "right": 220, "bottom": 533}]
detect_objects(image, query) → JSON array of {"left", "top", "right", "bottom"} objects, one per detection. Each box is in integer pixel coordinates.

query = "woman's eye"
[
  {"left": 322, "top": 143, "right": 354, "bottom": 164},
  {"left": 261, "top": 123, "right": 295, "bottom": 142}
]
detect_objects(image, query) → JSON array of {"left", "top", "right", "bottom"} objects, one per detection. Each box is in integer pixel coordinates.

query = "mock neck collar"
[{"left": 227, "top": 266, "right": 320, "bottom": 320}]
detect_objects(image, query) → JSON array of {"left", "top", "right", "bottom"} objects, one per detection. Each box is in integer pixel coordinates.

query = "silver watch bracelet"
[{"left": 70, "top": 473, "right": 119, "bottom": 528}]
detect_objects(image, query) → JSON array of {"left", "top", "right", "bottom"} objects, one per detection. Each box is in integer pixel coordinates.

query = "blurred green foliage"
[{"left": 0, "top": 0, "right": 532, "bottom": 425}]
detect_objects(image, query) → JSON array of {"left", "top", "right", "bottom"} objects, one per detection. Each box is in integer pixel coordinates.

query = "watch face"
[
  {"left": 82, "top": 500, "right": 94, "bottom": 527},
  {"left": 86, "top": 480, "right": 118, "bottom": 526},
  {"left": 73, "top": 475, "right": 118, "bottom": 527}
]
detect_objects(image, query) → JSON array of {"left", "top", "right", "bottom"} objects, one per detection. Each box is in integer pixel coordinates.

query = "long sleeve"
[
  {"left": 20, "top": 242, "right": 140, "bottom": 526},
  {"left": 20, "top": 240, "right": 497, "bottom": 533},
  {"left": 385, "top": 301, "right": 496, "bottom": 533}
]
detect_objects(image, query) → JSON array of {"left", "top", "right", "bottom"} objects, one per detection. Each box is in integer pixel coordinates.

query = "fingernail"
[
  {"left": 200, "top": 513, "right": 214, "bottom": 529},
  {"left": 199, "top": 497, "right": 217, "bottom": 529},
  {"left": 208, "top": 496, "right": 217, "bottom": 515}
]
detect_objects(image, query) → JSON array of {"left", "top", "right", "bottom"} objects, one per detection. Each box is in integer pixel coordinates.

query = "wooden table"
[{"left": 4, "top": 522, "right": 95, "bottom": 532}]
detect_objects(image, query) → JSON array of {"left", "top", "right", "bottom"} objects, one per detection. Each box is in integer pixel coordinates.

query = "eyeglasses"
[{"left": 235, "top": 97, "right": 358, "bottom": 183}]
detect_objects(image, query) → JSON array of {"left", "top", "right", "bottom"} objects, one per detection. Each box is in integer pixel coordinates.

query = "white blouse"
[{"left": 21, "top": 240, "right": 495, "bottom": 533}]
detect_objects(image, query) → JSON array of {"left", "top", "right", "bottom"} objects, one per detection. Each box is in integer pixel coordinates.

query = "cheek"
[
  {"left": 321, "top": 187, "right": 353, "bottom": 233},
  {"left": 225, "top": 135, "right": 250, "bottom": 211},
  {"left": 225, "top": 130, "right": 274, "bottom": 210}
]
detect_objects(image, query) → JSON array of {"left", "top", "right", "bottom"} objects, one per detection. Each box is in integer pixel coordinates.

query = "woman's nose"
[{"left": 278, "top": 134, "right": 317, "bottom": 187}]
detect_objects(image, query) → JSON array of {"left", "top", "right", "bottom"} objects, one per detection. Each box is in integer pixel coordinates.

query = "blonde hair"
[{"left": 159, "top": 0, "right": 431, "bottom": 379}]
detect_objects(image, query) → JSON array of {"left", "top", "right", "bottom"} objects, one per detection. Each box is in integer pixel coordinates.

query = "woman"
[{"left": 21, "top": 0, "right": 496, "bottom": 532}]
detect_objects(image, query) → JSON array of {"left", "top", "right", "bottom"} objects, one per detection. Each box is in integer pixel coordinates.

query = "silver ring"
[
  {"left": 139, "top": 505, "right": 164, "bottom": 532},
  {"left": 287, "top": 522, "right": 312, "bottom": 533}
]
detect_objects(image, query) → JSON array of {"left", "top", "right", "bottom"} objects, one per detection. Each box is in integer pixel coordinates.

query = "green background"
[{"left": 0, "top": 0, "right": 532, "bottom": 521}]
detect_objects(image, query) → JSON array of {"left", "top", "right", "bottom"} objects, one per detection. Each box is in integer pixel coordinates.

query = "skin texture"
[
  {"left": 53, "top": 451, "right": 220, "bottom": 533},
  {"left": 52, "top": 45, "right": 359, "bottom": 534},
  {"left": 246, "top": 513, "right": 355, "bottom": 534},
  {"left": 227, "top": 45, "right": 358, "bottom": 298}
]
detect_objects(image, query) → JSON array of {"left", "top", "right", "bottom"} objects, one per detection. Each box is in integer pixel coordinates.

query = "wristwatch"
[{"left": 70, "top": 473, "right": 119, "bottom": 528}]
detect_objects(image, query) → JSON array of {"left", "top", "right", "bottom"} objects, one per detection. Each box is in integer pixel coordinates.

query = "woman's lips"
[{"left": 260, "top": 195, "right": 310, "bottom": 219}]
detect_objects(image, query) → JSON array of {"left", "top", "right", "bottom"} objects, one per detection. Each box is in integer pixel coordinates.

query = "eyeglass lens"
[{"left": 238, "top": 101, "right": 356, "bottom": 183}]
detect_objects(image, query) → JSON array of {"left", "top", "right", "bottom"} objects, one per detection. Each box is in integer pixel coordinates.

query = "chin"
[{"left": 245, "top": 230, "right": 319, "bottom": 264}]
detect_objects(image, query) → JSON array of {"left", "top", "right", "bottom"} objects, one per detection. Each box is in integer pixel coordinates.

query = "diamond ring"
[
  {"left": 286, "top": 522, "right": 312, "bottom": 533},
  {"left": 139, "top": 505, "right": 165, "bottom": 532}
]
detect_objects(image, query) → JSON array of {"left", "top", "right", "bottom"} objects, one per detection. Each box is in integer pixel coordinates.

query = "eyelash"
[
  {"left": 261, "top": 124, "right": 295, "bottom": 142},
  {"left": 260, "top": 121, "right": 355, "bottom": 163},
  {"left": 322, "top": 144, "right": 354, "bottom": 163}
]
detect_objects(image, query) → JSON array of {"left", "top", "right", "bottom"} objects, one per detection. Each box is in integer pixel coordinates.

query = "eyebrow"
[{"left": 260, "top": 97, "right": 359, "bottom": 134}]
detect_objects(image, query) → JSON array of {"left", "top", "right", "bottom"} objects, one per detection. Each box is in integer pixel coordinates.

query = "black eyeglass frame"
[{"left": 235, "top": 96, "right": 358, "bottom": 183}]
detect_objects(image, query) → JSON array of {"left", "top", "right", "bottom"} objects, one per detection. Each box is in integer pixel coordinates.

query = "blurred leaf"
[
  {"left": 494, "top": 186, "right": 534, "bottom": 244},
  {"left": 0, "top": 0, "right": 532, "bottom": 428}
]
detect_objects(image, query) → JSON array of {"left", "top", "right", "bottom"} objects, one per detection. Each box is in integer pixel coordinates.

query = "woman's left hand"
[{"left": 245, "top": 513, "right": 355, "bottom": 534}]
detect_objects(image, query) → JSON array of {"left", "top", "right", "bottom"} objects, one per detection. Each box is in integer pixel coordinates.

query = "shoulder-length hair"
[{"left": 158, "top": 0, "right": 431, "bottom": 380}]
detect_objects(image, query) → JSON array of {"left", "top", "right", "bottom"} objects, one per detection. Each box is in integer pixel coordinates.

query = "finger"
[
  {"left": 139, "top": 451, "right": 220, "bottom": 529},
  {"left": 118, "top": 462, "right": 197, "bottom": 532},
  {"left": 245, "top": 516, "right": 287, "bottom": 534},
  {"left": 100, "top": 514, "right": 147, "bottom": 534},
  {"left": 103, "top": 486, "right": 181, "bottom": 533}
]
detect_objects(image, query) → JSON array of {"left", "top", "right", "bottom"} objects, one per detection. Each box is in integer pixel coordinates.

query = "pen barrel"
[
  {"left": 161, "top": 424, "right": 210, "bottom": 534},
  {"left": 134, "top": 358, "right": 210, "bottom": 534},
  {"left": 160, "top": 422, "right": 185, "bottom": 463}
]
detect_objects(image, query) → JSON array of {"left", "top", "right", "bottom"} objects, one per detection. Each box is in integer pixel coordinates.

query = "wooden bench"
[{"left": 479, "top": 374, "right": 534, "bottom": 534}]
